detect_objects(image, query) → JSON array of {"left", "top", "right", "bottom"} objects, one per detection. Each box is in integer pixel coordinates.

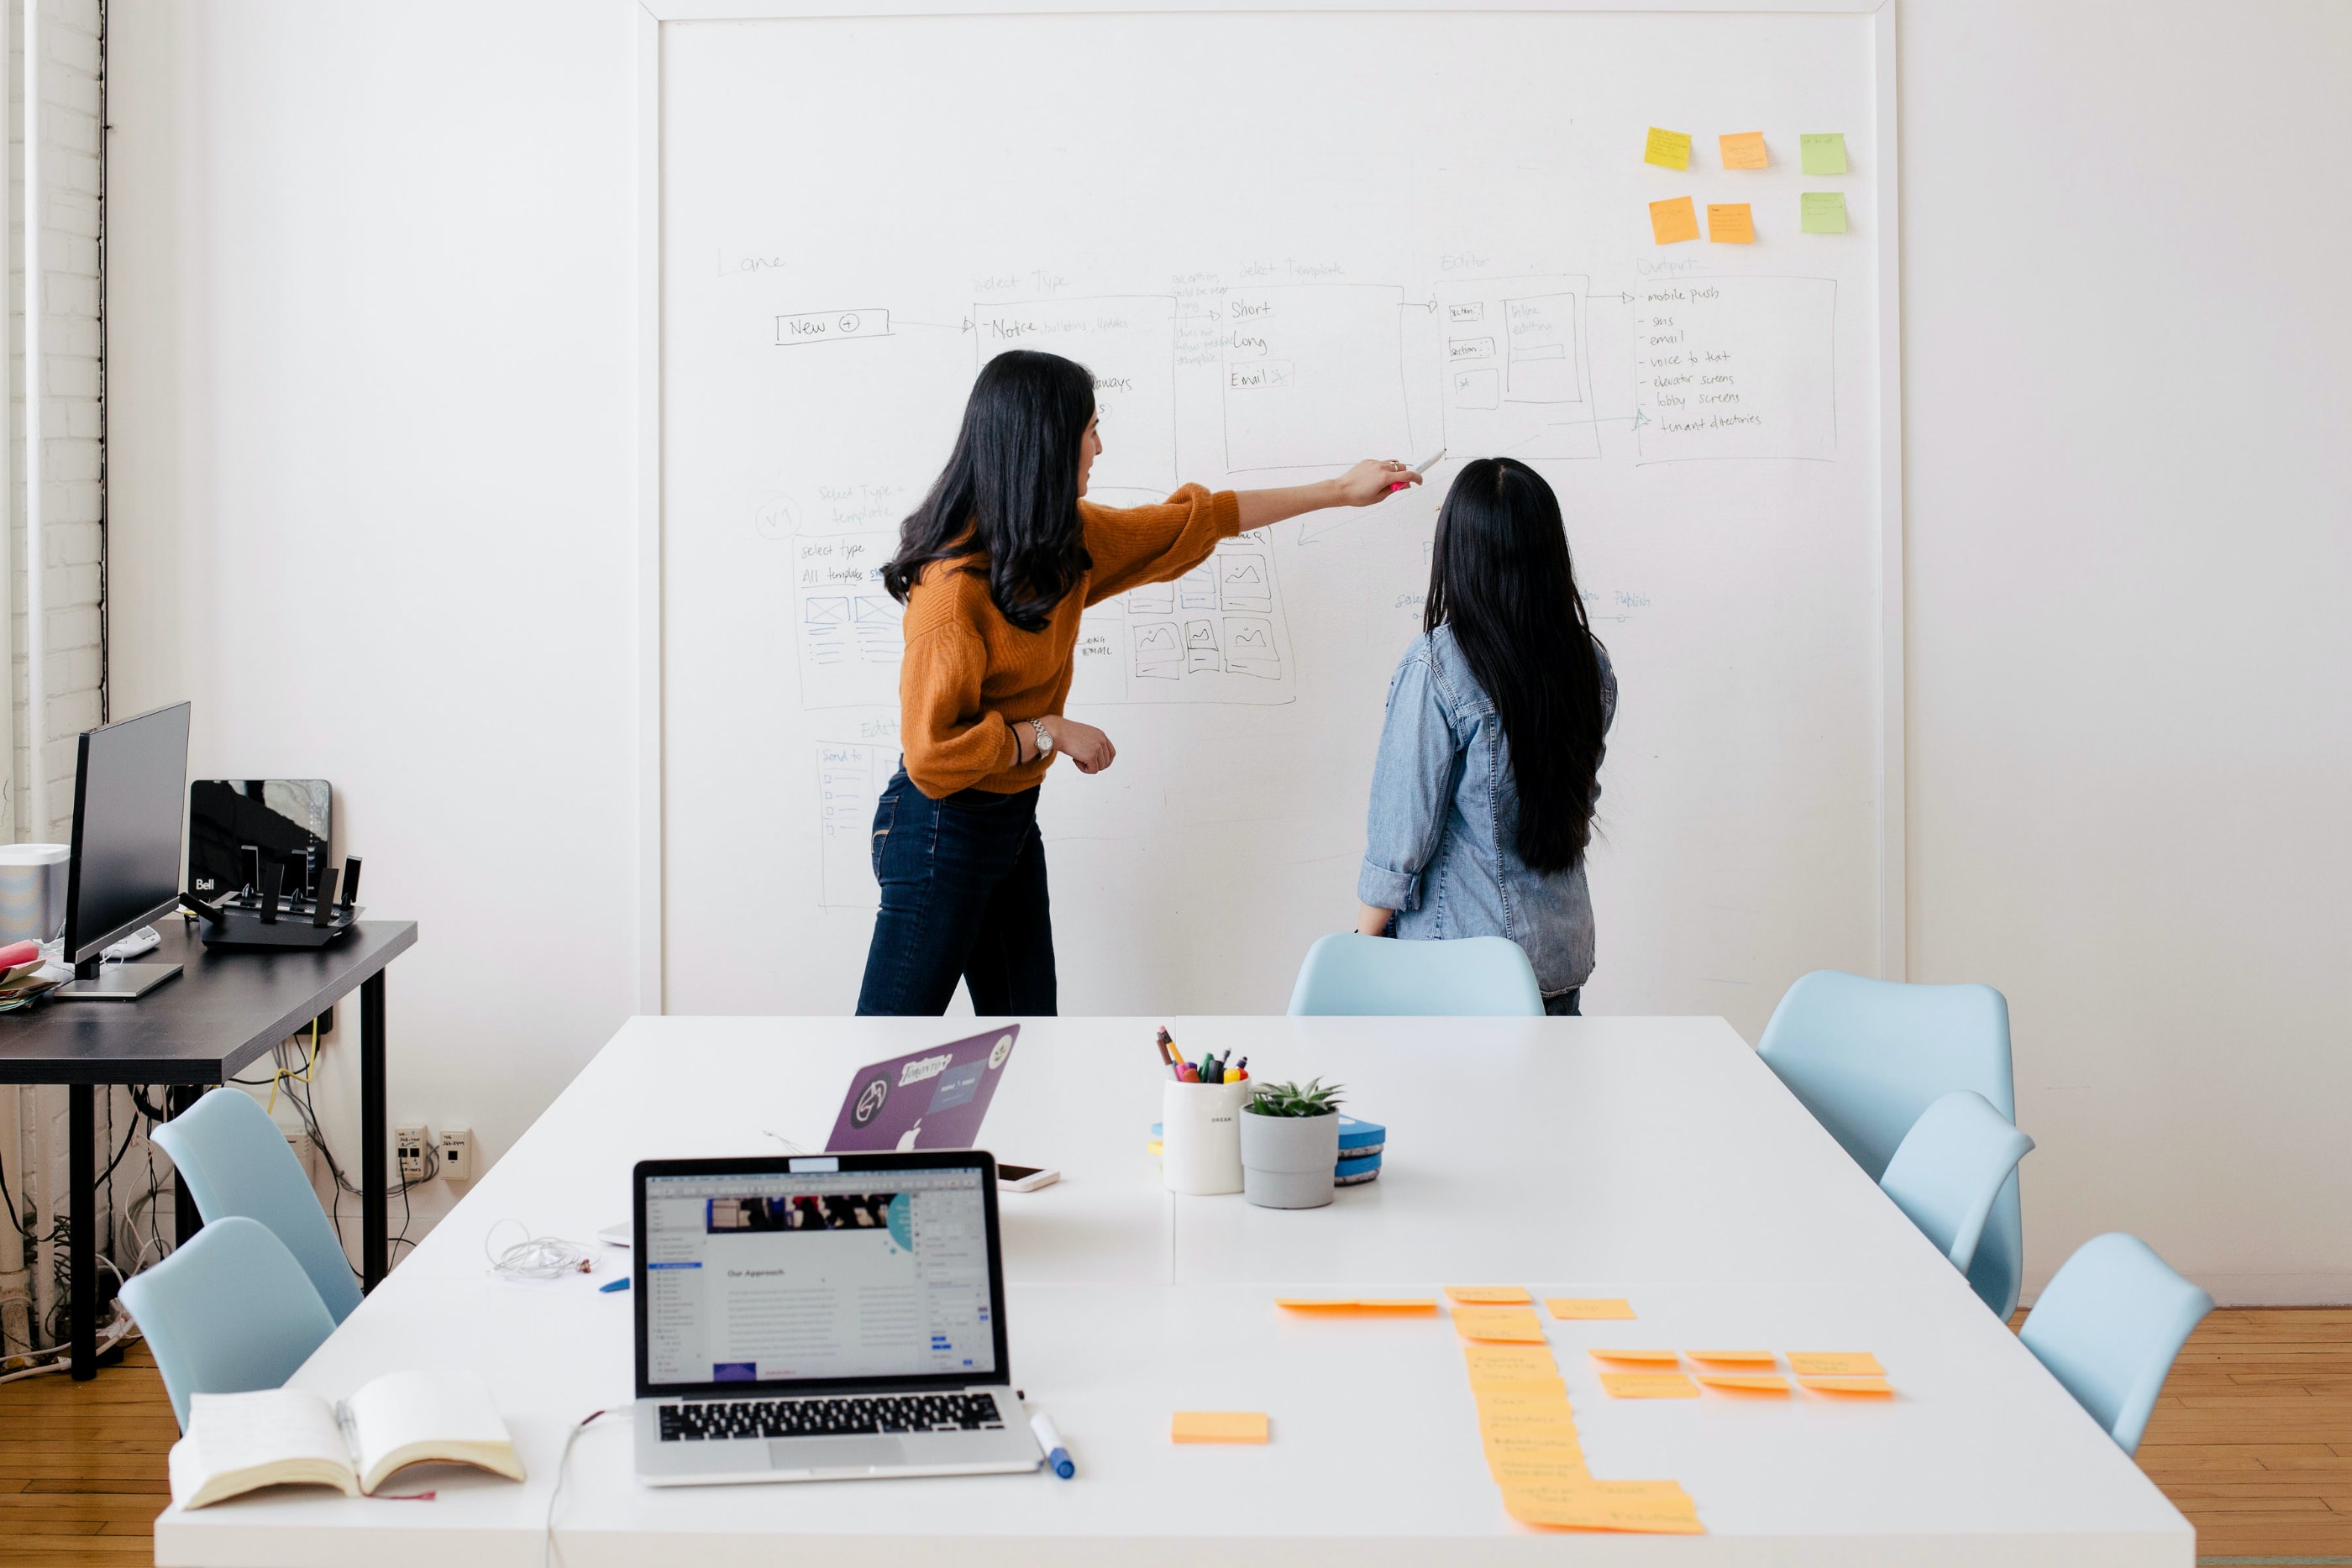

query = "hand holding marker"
[
  {"left": 1156, "top": 1026, "right": 1245, "bottom": 1085},
  {"left": 1389, "top": 448, "right": 1445, "bottom": 492}
]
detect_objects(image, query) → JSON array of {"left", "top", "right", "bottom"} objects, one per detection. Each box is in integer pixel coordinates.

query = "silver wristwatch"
[{"left": 1031, "top": 718, "right": 1053, "bottom": 757}]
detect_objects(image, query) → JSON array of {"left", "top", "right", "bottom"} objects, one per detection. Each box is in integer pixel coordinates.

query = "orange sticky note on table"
[
  {"left": 1696, "top": 1373, "right": 1791, "bottom": 1395},
  {"left": 1547, "top": 1298, "right": 1635, "bottom": 1320},
  {"left": 1788, "top": 1352, "right": 1883, "bottom": 1377},
  {"left": 1707, "top": 203, "right": 1755, "bottom": 244},
  {"left": 1589, "top": 1347, "right": 1680, "bottom": 1365},
  {"left": 1643, "top": 126, "right": 1693, "bottom": 170},
  {"left": 1455, "top": 1306, "right": 1547, "bottom": 1343},
  {"left": 1719, "top": 130, "right": 1768, "bottom": 169},
  {"left": 1276, "top": 1297, "right": 1436, "bottom": 1314},
  {"left": 1649, "top": 197, "right": 1699, "bottom": 245},
  {"left": 1600, "top": 1371, "right": 1700, "bottom": 1399},
  {"left": 1798, "top": 1376, "right": 1894, "bottom": 1398},
  {"left": 1466, "top": 1343, "right": 1559, "bottom": 1383},
  {"left": 1502, "top": 1477, "right": 1704, "bottom": 1534},
  {"left": 1446, "top": 1285, "right": 1531, "bottom": 1304},
  {"left": 1172, "top": 1410, "right": 1268, "bottom": 1443},
  {"left": 1688, "top": 1350, "right": 1776, "bottom": 1366}
]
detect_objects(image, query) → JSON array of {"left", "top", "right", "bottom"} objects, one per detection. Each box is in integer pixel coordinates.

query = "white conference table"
[{"left": 156, "top": 1015, "right": 2192, "bottom": 1566}]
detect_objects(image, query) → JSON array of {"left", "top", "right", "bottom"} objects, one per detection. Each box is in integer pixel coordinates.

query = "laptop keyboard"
[{"left": 659, "top": 1391, "right": 1006, "bottom": 1442}]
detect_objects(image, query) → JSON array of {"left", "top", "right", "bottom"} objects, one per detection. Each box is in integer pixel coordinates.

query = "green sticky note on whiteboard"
[
  {"left": 1800, "top": 134, "right": 1849, "bottom": 176},
  {"left": 1800, "top": 191, "right": 1848, "bottom": 233}
]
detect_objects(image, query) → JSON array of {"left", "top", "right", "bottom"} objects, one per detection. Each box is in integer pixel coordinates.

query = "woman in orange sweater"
[{"left": 858, "top": 349, "right": 1417, "bottom": 1015}]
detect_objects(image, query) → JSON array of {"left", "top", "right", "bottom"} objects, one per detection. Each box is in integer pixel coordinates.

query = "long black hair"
[
  {"left": 1425, "top": 458, "right": 1608, "bottom": 873},
  {"left": 881, "top": 350, "right": 1095, "bottom": 632}
]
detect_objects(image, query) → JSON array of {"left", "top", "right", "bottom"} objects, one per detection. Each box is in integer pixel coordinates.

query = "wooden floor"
[{"left": 0, "top": 1316, "right": 2345, "bottom": 1564}]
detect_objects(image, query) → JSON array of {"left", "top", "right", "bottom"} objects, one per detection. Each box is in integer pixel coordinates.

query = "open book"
[{"left": 169, "top": 1370, "right": 526, "bottom": 1510}]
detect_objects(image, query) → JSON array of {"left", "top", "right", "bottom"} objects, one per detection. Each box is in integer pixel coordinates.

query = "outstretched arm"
[{"left": 1236, "top": 459, "right": 1420, "bottom": 530}]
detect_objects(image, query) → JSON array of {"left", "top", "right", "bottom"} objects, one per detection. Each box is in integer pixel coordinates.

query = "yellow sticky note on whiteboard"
[
  {"left": 1648, "top": 197, "right": 1700, "bottom": 245},
  {"left": 1644, "top": 127, "right": 1693, "bottom": 170},
  {"left": 1172, "top": 1411, "right": 1268, "bottom": 1444},
  {"left": 1454, "top": 1306, "right": 1547, "bottom": 1343},
  {"left": 1546, "top": 1298, "right": 1635, "bottom": 1320},
  {"left": 1707, "top": 203, "right": 1756, "bottom": 244},
  {"left": 1719, "top": 130, "right": 1768, "bottom": 169},
  {"left": 1788, "top": 1352, "right": 1883, "bottom": 1377}
]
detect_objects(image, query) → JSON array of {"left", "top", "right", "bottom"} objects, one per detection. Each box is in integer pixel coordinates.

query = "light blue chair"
[
  {"left": 2020, "top": 1233, "right": 2213, "bottom": 1455},
  {"left": 119, "top": 1215, "right": 338, "bottom": 1430},
  {"left": 1756, "top": 970, "right": 2023, "bottom": 1317},
  {"left": 1287, "top": 933, "right": 1544, "bottom": 1016},
  {"left": 150, "top": 1086, "right": 363, "bottom": 1324},
  {"left": 1879, "top": 1091, "right": 2034, "bottom": 1276}
]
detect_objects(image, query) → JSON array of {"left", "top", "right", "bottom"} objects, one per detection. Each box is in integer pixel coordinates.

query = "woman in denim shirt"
[{"left": 1356, "top": 459, "right": 1615, "bottom": 1015}]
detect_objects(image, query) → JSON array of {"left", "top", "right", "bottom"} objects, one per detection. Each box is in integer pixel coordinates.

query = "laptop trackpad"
[{"left": 772, "top": 1436, "right": 908, "bottom": 1472}]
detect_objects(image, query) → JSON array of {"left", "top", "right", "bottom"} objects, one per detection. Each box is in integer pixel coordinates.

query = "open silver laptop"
[{"left": 632, "top": 1149, "right": 1043, "bottom": 1485}]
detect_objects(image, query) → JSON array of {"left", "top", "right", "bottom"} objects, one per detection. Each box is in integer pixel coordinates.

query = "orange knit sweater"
[{"left": 897, "top": 485, "right": 1242, "bottom": 797}]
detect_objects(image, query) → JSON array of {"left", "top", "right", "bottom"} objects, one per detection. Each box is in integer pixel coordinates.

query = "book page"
[
  {"left": 346, "top": 1370, "right": 524, "bottom": 1494},
  {"left": 170, "top": 1389, "right": 357, "bottom": 1510}
]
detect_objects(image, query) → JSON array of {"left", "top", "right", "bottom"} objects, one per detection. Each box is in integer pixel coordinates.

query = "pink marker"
[{"left": 1389, "top": 447, "right": 1446, "bottom": 491}]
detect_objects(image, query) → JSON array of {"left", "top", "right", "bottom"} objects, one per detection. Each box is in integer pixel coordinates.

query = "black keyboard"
[{"left": 659, "top": 1391, "right": 1005, "bottom": 1442}]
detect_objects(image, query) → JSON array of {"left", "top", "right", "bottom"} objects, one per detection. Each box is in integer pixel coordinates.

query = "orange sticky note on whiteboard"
[
  {"left": 1454, "top": 1306, "right": 1547, "bottom": 1343},
  {"left": 1590, "top": 1347, "right": 1680, "bottom": 1365},
  {"left": 1546, "top": 1298, "right": 1635, "bottom": 1320},
  {"left": 1707, "top": 203, "right": 1756, "bottom": 244},
  {"left": 1649, "top": 197, "right": 1699, "bottom": 245},
  {"left": 1788, "top": 1352, "right": 1883, "bottom": 1377},
  {"left": 1719, "top": 130, "right": 1768, "bottom": 169},
  {"left": 1446, "top": 1285, "right": 1532, "bottom": 1304},
  {"left": 1600, "top": 1371, "right": 1701, "bottom": 1399},
  {"left": 1687, "top": 1350, "right": 1776, "bottom": 1366},
  {"left": 1172, "top": 1411, "right": 1268, "bottom": 1443}
]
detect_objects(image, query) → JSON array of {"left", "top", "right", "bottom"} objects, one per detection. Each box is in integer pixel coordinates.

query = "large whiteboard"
[{"left": 656, "top": 6, "right": 1896, "bottom": 1035}]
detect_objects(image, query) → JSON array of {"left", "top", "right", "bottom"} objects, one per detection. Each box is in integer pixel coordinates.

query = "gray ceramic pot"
[{"left": 1238, "top": 1107, "right": 1340, "bottom": 1209}]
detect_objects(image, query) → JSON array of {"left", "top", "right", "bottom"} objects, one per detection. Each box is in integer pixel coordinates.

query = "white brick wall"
[
  {"left": 17, "top": 0, "right": 105, "bottom": 842},
  {"left": 0, "top": 0, "right": 133, "bottom": 1360}
]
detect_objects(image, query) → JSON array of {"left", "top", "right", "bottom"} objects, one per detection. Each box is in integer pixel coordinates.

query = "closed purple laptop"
[{"left": 825, "top": 1025, "right": 1021, "bottom": 1152}]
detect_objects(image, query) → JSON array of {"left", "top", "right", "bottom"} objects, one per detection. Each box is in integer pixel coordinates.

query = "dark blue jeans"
[{"left": 855, "top": 767, "right": 1057, "bottom": 1016}]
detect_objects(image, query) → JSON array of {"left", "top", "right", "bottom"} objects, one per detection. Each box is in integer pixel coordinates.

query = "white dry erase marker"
[
  {"left": 1030, "top": 1408, "right": 1074, "bottom": 1479},
  {"left": 1388, "top": 447, "right": 1445, "bottom": 492}
]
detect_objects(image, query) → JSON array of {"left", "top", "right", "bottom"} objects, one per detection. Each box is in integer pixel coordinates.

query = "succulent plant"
[{"left": 1245, "top": 1078, "right": 1344, "bottom": 1118}]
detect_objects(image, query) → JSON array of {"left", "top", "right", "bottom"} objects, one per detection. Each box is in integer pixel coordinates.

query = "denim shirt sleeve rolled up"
[{"left": 1357, "top": 627, "right": 1617, "bottom": 997}]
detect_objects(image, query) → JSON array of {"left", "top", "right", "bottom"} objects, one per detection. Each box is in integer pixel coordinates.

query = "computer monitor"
[{"left": 57, "top": 701, "right": 191, "bottom": 1000}]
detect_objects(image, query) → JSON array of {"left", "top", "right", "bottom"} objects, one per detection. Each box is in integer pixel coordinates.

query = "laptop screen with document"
[{"left": 633, "top": 1151, "right": 1010, "bottom": 1399}]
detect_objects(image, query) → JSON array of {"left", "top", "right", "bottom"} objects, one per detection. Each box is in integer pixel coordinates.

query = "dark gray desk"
[{"left": 0, "top": 917, "right": 417, "bottom": 1378}]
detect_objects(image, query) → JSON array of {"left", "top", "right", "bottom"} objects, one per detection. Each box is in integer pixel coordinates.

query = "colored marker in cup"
[{"left": 1389, "top": 448, "right": 1445, "bottom": 491}]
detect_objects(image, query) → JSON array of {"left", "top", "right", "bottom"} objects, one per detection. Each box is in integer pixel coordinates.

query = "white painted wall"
[
  {"left": 1900, "top": 0, "right": 2352, "bottom": 1303},
  {"left": 106, "top": 0, "right": 648, "bottom": 1247},
  {"left": 102, "top": 0, "right": 2352, "bottom": 1300}
]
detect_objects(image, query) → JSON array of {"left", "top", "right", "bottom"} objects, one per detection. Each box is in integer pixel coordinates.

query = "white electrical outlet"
[
  {"left": 395, "top": 1123, "right": 431, "bottom": 1183},
  {"left": 438, "top": 1126, "right": 475, "bottom": 1183}
]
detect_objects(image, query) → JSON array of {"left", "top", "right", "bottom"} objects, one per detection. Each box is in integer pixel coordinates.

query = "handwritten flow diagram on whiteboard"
[{"left": 657, "top": 8, "right": 1886, "bottom": 1020}]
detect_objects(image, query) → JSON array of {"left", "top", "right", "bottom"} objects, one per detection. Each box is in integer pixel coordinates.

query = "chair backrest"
[
  {"left": 149, "top": 1086, "right": 363, "bottom": 1323},
  {"left": 1756, "top": 969, "right": 2024, "bottom": 1317},
  {"left": 118, "top": 1215, "right": 338, "bottom": 1430},
  {"left": 1287, "top": 933, "right": 1545, "bottom": 1017},
  {"left": 2020, "top": 1232, "right": 2213, "bottom": 1456},
  {"left": 1878, "top": 1090, "right": 2034, "bottom": 1275}
]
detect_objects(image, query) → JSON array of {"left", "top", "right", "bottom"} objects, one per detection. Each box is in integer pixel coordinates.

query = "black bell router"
[{"left": 181, "top": 855, "right": 365, "bottom": 950}]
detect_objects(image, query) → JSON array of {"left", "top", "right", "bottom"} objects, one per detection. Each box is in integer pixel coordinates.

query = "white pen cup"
[{"left": 1161, "top": 1078, "right": 1248, "bottom": 1195}]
